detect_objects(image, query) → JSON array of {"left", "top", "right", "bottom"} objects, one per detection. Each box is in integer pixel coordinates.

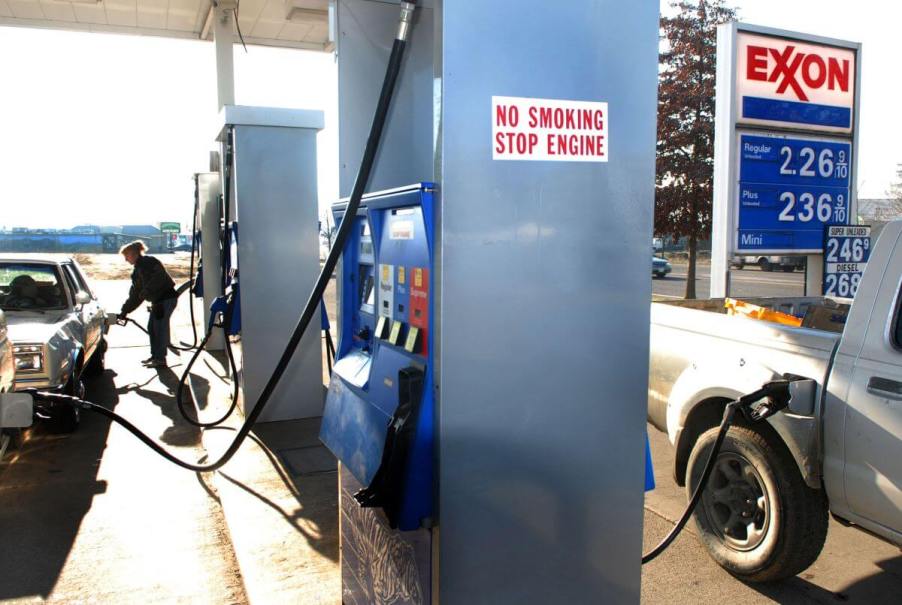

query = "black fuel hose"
[
  {"left": 175, "top": 293, "right": 241, "bottom": 428},
  {"left": 185, "top": 180, "right": 200, "bottom": 349},
  {"left": 173, "top": 125, "right": 241, "bottom": 428},
  {"left": 641, "top": 402, "right": 738, "bottom": 564},
  {"left": 642, "top": 380, "right": 792, "bottom": 564},
  {"left": 33, "top": 1, "right": 417, "bottom": 472}
]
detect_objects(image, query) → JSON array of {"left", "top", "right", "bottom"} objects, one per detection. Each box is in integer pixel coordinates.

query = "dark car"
[{"left": 653, "top": 256, "right": 672, "bottom": 279}]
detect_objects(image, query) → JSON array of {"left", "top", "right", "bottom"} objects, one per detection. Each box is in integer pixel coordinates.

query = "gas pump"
[{"left": 321, "top": 184, "right": 436, "bottom": 533}]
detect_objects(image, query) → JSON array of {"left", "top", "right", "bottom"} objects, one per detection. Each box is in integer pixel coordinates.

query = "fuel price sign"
[
  {"left": 736, "top": 133, "right": 851, "bottom": 253},
  {"left": 823, "top": 225, "right": 870, "bottom": 298}
]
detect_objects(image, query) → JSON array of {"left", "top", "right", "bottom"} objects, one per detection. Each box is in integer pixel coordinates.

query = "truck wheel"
[
  {"left": 758, "top": 258, "right": 772, "bottom": 272},
  {"left": 781, "top": 266, "right": 795, "bottom": 273},
  {"left": 686, "top": 424, "right": 828, "bottom": 582},
  {"left": 84, "top": 338, "right": 107, "bottom": 377}
]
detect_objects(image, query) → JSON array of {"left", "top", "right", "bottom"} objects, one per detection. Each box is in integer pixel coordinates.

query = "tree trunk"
[{"left": 685, "top": 232, "right": 697, "bottom": 299}]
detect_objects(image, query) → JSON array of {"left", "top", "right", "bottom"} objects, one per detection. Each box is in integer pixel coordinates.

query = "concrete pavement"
[{"left": 0, "top": 344, "right": 247, "bottom": 604}]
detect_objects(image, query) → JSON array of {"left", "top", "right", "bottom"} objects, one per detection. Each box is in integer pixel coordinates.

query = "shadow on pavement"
[
  {"left": 749, "top": 554, "right": 902, "bottom": 603},
  {"left": 0, "top": 369, "right": 118, "bottom": 600},
  {"left": 114, "top": 364, "right": 201, "bottom": 448},
  {"left": 208, "top": 424, "right": 339, "bottom": 564}
]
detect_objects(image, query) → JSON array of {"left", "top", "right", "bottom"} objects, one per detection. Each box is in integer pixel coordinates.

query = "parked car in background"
[
  {"left": 731, "top": 254, "right": 805, "bottom": 272},
  {"left": 652, "top": 256, "right": 672, "bottom": 279},
  {"left": 0, "top": 256, "right": 107, "bottom": 432}
]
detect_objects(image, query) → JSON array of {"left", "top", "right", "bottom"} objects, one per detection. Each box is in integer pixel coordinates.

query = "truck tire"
[
  {"left": 758, "top": 258, "right": 772, "bottom": 272},
  {"left": 686, "top": 424, "right": 828, "bottom": 582},
  {"left": 781, "top": 266, "right": 795, "bottom": 273}
]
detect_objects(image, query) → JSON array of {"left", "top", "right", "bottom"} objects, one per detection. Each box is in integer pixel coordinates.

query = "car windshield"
[{"left": 0, "top": 263, "right": 68, "bottom": 311}]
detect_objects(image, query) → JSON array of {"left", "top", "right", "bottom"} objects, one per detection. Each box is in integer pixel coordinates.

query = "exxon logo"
[{"left": 745, "top": 44, "right": 850, "bottom": 102}]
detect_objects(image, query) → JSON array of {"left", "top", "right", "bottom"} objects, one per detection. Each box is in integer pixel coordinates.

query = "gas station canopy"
[{"left": 0, "top": 0, "right": 330, "bottom": 50}]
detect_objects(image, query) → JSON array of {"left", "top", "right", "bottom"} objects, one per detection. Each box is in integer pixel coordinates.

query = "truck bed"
[{"left": 648, "top": 297, "right": 843, "bottom": 433}]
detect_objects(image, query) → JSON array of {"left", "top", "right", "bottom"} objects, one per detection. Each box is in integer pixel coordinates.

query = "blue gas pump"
[{"left": 321, "top": 183, "right": 436, "bottom": 533}]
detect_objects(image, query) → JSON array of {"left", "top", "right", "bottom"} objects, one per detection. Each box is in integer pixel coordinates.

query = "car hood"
[
  {"left": 5, "top": 311, "right": 72, "bottom": 343},
  {"left": 653, "top": 257, "right": 671, "bottom": 267}
]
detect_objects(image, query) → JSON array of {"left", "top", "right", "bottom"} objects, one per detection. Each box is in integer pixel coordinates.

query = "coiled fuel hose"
[{"left": 29, "top": 0, "right": 418, "bottom": 472}]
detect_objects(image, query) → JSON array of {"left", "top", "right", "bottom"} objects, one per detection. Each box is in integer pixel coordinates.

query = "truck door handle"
[{"left": 867, "top": 377, "right": 902, "bottom": 400}]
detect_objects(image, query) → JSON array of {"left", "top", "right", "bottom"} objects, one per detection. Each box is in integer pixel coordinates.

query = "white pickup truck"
[{"left": 648, "top": 220, "right": 902, "bottom": 582}]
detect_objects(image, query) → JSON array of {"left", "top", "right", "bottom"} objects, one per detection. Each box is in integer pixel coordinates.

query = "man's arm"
[{"left": 120, "top": 278, "right": 142, "bottom": 316}]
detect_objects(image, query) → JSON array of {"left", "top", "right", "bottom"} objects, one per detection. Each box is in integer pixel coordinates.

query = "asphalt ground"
[{"left": 653, "top": 261, "right": 806, "bottom": 299}]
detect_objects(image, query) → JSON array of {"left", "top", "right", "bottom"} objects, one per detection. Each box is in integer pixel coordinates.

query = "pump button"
[
  {"left": 404, "top": 327, "right": 419, "bottom": 353},
  {"left": 388, "top": 320, "right": 403, "bottom": 345},
  {"left": 375, "top": 316, "right": 389, "bottom": 339}
]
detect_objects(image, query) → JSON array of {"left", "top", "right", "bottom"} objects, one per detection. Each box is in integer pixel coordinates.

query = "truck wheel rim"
[{"left": 701, "top": 452, "right": 770, "bottom": 552}]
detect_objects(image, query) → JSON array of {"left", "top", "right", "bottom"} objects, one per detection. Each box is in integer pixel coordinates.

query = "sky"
[{"left": 0, "top": 0, "right": 899, "bottom": 231}]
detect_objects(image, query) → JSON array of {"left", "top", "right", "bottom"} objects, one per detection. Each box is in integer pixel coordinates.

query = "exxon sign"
[{"left": 736, "top": 32, "right": 856, "bottom": 134}]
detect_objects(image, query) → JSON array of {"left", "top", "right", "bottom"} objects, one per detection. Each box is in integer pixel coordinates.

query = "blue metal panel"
[
  {"left": 742, "top": 96, "right": 851, "bottom": 129},
  {"left": 337, "top": 1, "right": 436, "bottom": 196},
  {"left": 437, "top": 2, "right": 658, "bottom": 602}
]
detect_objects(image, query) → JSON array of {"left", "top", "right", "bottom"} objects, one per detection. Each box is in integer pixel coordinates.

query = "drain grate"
[{"left": 279, "top": 445, "right": 337, "bottom": 476}]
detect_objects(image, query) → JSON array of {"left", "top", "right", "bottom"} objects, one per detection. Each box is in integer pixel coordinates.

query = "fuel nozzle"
[{"left": 737, "top": 379, "right": 795, "bottom": 422}]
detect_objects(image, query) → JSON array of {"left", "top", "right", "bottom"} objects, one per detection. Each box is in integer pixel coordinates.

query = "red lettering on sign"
[
  {"left": 746, "top": 45, "right": 769, "bottom": 81},
  {"left": 745, "top": 43, "right": 852, "bottom": 101},
  {"left": 768, "top": 45, "right": 808, "bottom": 101},
  {"left": 828, "top": 57, "right": 849, "bottom": 91},
  {"left": 495, "top": 132, "right": 538, "bottom": 155},
  {"left": 802, "top": 54, "right": 826, "bottom": 89},
  {"left": 495, "top": 104, "right": 519, "bottom": 127},
  {"left": 547, "top": 134, "right": 605, "bottom": 157}
]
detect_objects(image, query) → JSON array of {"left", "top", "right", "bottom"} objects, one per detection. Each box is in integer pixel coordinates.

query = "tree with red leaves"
[{"left": 656, "top": 0, "right": 736, "bottom": 298}]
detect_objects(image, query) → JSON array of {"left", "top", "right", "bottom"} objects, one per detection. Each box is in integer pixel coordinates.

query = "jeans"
[{"left": 147, "top": 298, "right": 177, "bottom": 361}]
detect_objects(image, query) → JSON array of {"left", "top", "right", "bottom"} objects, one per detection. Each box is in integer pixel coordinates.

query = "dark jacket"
[{"left": 121, "top": 255, "right": 177, "bottom": 316}]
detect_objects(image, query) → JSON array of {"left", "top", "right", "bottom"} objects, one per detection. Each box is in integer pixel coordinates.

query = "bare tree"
[{"left": 656, "top": 0, "right": 736, "bottom": 298}]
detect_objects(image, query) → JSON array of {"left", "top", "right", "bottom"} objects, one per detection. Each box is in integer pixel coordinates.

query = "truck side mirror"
[
  {"left": 0, "top": 393, "right": 33, "bottom": 428},
  {"left": 75, "top": 291, "right": 91, "bottom": 305}
]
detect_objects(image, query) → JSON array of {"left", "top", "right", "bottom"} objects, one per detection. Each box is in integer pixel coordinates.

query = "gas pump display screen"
[{"left": 358, "top": 267, "right": 375, "bottom": 310}]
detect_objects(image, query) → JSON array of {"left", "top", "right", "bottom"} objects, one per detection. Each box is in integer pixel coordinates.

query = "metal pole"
[
  {"left": 198, "top": 174, "right": 225, "bottom": 351},
  {"left": 710, "top": 23, "right": 738, "bottom": 298},
  {"left": 212, "top": 7, "right": 235, "bottom": 111}
]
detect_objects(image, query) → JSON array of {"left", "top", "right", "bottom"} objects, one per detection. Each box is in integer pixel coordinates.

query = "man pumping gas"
[{"left": 118, "top": 240, "right": 178, "bottom": 368}]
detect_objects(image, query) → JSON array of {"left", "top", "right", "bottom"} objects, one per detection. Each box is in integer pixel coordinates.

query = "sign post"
[{"left": 711, "top": 23, "right": 860, "bottom": 298}]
